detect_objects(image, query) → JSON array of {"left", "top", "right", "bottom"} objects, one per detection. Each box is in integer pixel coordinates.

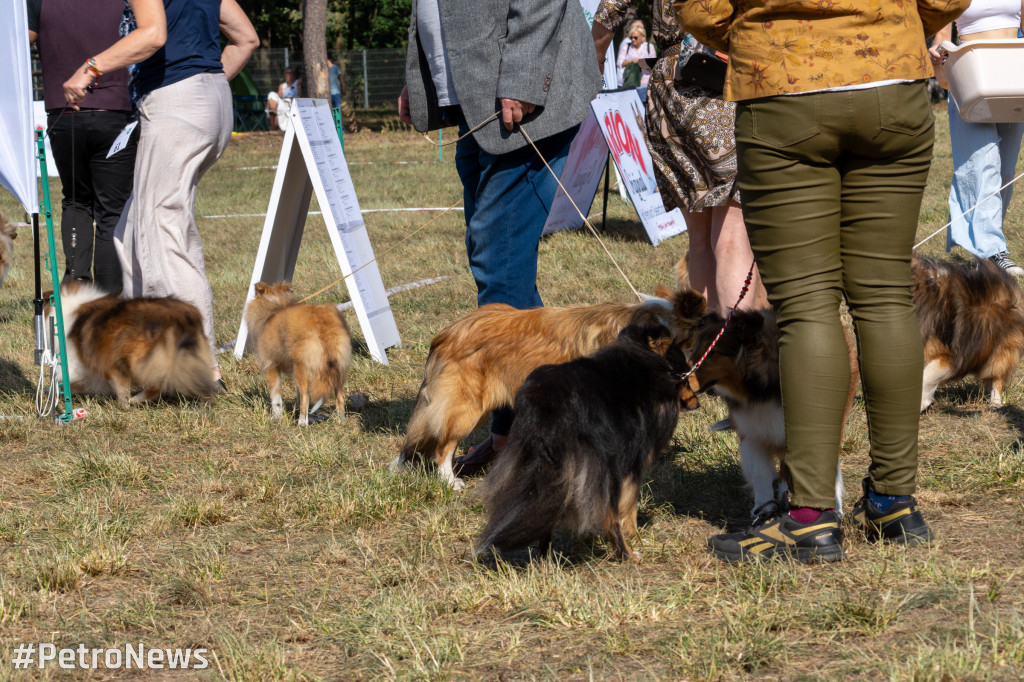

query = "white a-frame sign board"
[{"left": 235, "top": 98, "right": 401, "bottom": 364}]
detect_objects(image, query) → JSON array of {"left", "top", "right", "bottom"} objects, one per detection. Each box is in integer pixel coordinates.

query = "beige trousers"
[{"left": 115, "top": 73, "right": 233, "bottom": 362}]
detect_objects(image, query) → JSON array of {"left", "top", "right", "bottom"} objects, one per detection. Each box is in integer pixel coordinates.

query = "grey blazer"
[{"left": 405, "top": 0, "right": 602, "bottom": 155}]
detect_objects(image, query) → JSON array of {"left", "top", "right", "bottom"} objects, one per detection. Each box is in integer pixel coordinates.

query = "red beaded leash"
[{"left": 678, "top": 258, "right": 756, "bottom": 381}]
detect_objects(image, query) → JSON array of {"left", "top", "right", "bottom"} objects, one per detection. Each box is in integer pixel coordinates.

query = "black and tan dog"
[
  {"left": 474, "top": 322, "right": 700, "bottom": 562},
  {"left": 912, "top": 254, "right": 1024, "bottom": 410}
]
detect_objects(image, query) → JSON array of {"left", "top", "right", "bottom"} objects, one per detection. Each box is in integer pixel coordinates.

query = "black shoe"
[
  {"left": 708, "top": 510, "right": 844, "bottom": 564},
  {"left": 851, "top": 477, "right": 934, "bottom": 545},
  {"left": 989, "top": 252, "right": 1024, "bottom": 278}
]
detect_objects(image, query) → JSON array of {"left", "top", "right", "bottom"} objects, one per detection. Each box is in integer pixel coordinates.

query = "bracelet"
[{"left": 86, "top": 58, "right": 103, "bottom": 77}]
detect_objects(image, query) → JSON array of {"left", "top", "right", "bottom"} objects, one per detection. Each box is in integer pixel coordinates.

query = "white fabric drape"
[{"left": 0, "top": 0, "right": 39, "bottom": 213}]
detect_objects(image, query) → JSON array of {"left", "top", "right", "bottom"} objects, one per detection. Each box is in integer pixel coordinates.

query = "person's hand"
[
  {"left": 63, "top": 65, "right": 95, "bottom": 110},
  {"left": 928, "top": 43, "right": 946, "bottom": 66},
  {"left": 500, "top": 98, "right": 535, "bottom": 131},
  {"left": 398, "top": 85, "right": 412, "bottom": 125}
]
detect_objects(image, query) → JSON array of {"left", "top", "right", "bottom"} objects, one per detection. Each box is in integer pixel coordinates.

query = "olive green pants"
[{"left": 735, "top": 82, "right": 934, "bottom": 509}]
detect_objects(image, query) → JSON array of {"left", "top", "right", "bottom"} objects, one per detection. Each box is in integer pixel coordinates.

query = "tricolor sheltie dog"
[
  {"left": 912, "top": 255, "right": 1024, "bottom": 410},
  {"left": 47, "top": 282, "right": 216, "bottom": 405},
  {"left": 475, "top": 322, "right": 700, "bottom": 562},
  {"left": 0, "top": 212, "right": 16, "bottom": 288},
  {"left": 686, "top": 304, "right": 859, "bottom": 521},
  {"left": 391, "top": 290, "right": 705, "bottom": 489},
  {"left": 244, "top": 282, "right": 352, "bottom": 426}
]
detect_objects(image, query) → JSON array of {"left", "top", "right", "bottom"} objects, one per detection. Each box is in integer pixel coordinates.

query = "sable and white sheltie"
[
  {"left": 47, "top": 282, "right": 216, "bottom": 405},
  {"left": 686, "top": 303, "right": 859, "bottom": 520},
  {"left": 391, "top": 289, "right": 705, "bottom": 489},
  {"left": 912, "top": 254, "right": 1024, "bottom": 410},
  {"left": 244, "top": 282, "right": 352, "bottom": 426},
  {"left": 475, "top": 322, "right": 700, "bottom": 561},
  {"left": 0, "top": 212, "right": 16, "bottom": 288}
]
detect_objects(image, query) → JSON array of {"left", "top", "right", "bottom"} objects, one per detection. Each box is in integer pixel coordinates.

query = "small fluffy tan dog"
[
  {"left": 0, "top": 211, "right": 16, "bottom": 287},
  {"left": 47, "top": 282, "right": 216, "bottom": 405},
  {"left": 244, "top": 282, "right": 352, "bottom": 426}
]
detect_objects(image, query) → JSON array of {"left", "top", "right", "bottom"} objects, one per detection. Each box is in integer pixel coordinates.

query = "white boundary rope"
[
  {"left": 201, "top": 207, "right": 464, "bottom": 219},
  {"left": 914, "top": 169, "right": 1024, "bottom": 250}
]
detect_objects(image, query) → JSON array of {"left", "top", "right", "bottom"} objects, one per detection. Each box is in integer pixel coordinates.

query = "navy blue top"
[{"left": 134, "top": 0, "right": 224, "bottom": 97}]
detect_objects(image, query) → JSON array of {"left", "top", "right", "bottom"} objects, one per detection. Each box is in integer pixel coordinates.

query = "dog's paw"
[
  {"left": 450, "top": 477, "right": 467, "bottom": 492},
  {"left": 388, "top": 455, "right": 409, "bottom": 473}
]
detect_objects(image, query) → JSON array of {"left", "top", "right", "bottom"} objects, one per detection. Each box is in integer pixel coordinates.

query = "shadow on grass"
[
  {"left": 0, "top": 358, "right": 33, "bottom": 395},
  {"left": 541, "top": 217, "right": 654, "bottom": 245},
  {"left": 648, "top": 448, "right": 751, "bottom": 532}
]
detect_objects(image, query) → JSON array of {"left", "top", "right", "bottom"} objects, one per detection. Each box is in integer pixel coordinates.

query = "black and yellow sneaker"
[
  {"left": 851, "top": 478, "right": 934, "bottom": 545},
  {"left": 708, "top": 510, "right": 844, "bottom": 564}
]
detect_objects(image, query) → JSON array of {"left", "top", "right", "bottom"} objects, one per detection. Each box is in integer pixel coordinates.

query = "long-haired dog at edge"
[
  {"left": 912, "top": 254, "right": 1024, "bottom": 411},
  {"left": 244, "top": 282, "right": 352, "bottom": 426},
  {"left": 0, "top": 211, "right": 16, "bottom": 288},
  {"left": 47, "top": 282, "right": 217, "bottom": 406},
  {"left": 390, "top": 289, "right": 707, "bottom": 489},
  {"left": 475, "top": 322, "right": 701, "bottom": 562},
  {"left": 675, "top": 257, "right": 859, "bottom": 521}
]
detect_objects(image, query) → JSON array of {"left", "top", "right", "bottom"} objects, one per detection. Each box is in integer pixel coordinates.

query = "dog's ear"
[
  {"left": 672, "top": 288, "right": 707, "bottom": 322},
  {"left": 254, "top": 282, "right": 269, "bottom": 295},
  {"left": 647, "top": 333, "right": 672, "bottom": 357}
]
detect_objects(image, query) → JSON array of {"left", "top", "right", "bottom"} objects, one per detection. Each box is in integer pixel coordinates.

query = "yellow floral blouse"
[{"left": 673, "top": 0, "right": 970, "bottom": 101}]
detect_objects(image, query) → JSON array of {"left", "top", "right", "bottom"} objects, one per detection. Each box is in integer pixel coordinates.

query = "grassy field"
[{"left": 1, "top": 108, "right": 1023, "bottom": 680}]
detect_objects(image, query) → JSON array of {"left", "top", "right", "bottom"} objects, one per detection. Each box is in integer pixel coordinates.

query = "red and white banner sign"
[{"left": 544, "top": 90, "right": 685, "bottom": 245}]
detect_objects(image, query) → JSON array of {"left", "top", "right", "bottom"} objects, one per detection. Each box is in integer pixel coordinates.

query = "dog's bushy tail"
[
  {"left": 302, "top": 309, "right": 353, "bottom": 403},
  {"left": 136, "top": 323, "right": 216, "bottom": 398},
  {"left": 476, "top": 438, "right": 611, "bottom": 557},
  {"left": 475, "top": 448, "right": 565, "bottom": 557}
]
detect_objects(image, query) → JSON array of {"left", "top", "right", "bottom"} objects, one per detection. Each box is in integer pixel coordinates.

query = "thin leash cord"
[
  {"left": 518, "top": 124, "right": 642, "bottom": 301},
  {"left": 677, "top": 259, "right": 755, "bottom": 381},
  {"left": 296, "top": 197, "right": 465, "bottom": 304},
  {"left": 419, "top": 111, "right": 501, "bottom": 147},
  {"left": 914, "top": 169, "right": 1024, "bottom": 250}
]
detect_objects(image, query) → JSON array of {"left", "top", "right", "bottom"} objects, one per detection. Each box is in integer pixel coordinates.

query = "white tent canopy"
[{"left": 0, "top": 0, "right": 39, "bottom": 214}]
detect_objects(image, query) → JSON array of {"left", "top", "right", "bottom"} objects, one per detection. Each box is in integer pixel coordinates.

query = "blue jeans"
[
  {"left": 454, "top": 112, "right": 578, "bottom": 434},
  {"left": 455, "top": 113, "right": 578, "bottom": 309},
  {"left": 331, "top": 93, "right": 341, "bottom": 109},
  {"left": 946, "top": 100, "right": 1024, "bottom": 258}
]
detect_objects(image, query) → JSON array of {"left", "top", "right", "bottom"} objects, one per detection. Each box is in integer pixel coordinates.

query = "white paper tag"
[{"left": 106, "top": 120, "right": 138, "bottom": 159}]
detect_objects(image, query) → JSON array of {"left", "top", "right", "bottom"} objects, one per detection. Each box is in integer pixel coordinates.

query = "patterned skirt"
[{"left": 645, "top": 55, "right": 739, "bottom": 212}]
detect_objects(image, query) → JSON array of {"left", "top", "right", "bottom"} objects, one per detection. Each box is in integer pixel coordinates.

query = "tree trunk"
[{"left": 302, "top": 0, "right": 329, "bottom": 99}]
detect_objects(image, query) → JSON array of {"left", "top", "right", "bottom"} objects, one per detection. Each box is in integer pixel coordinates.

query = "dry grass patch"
[{"left": 0, "top": 112, "right": 1021, "bottom": 678}]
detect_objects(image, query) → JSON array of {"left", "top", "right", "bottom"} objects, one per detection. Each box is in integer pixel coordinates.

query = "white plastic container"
[{"left": 940, "top": 39, "right": 1024, "bottom": 123}]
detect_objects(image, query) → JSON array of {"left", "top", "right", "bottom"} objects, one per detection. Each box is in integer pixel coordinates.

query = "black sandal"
[{"left": 453, "top": 435, "right": 499, "bottom": 477}]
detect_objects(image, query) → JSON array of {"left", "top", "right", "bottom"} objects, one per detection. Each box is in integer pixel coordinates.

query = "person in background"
[
  {"left": 267, "top": 66, "right": 302, "bottom": 130},
  {"left": 617, "top": 22, "right": 657, "bottom": 88},
  {"left": 28, "top": 0, "right": 137, "bottom": 295},
  {"left": 930, "top": 1, "right": 1024, "bottom": 276},
  {"left": 63, "top": 0, "right": 259, "bottom": 388},
  {"left": 328, "top": 57, "right": 359, "bottom": 133},
  {"left": 593, "top": 0, "right": 767, "bottom": 315},
  {"left": 399, "top": 0, "right": 601, "bottom": 477},
  {"left": 677, "top": 0, "right": 969, "bottom": 563},
  {"left": 615, "top": 19, "right": 645, "bottom": 86}
]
